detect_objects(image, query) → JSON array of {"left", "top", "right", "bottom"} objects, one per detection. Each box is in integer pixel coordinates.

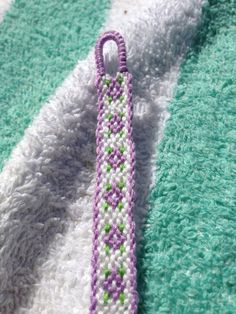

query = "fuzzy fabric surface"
[
  {"left": 0, "top": 0, "right": 235, "bottom": 313},
  {"left": 0, "top": 0, "right": 110, "bottom": 171},
  {"left": 138, "top": 1, "right": 236, "bottom": 313}
]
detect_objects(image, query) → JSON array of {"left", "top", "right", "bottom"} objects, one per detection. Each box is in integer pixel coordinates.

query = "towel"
[{"left": 0, "top": 0, "right": 235, "bottom": 313}]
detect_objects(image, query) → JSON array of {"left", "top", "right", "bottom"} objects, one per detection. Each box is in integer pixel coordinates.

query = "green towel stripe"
[
  {"left": 138, "top": 0, "right": 236, "bottom": 313},
  {"left": 0, "top": 0, "right": 110, "bottom": 171}
]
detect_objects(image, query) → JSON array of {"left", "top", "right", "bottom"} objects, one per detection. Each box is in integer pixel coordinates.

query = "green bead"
[
  {"left": 104, "top": 224, "right": 111, "bottom": 233},
  {"left": 118, "top": 223, "right": 125, "bottom": 232},
  {"left": 119, "top": 130, "right": 124, "bottom": 137},
  {"left": 106, "top": 183, "right": 112, "bottom": 191},
  {"left": 119, "top": 266, "right": 126, "bottom": 277},
  {"left": 119, "top": 292, "right": 125, "bottom": 304},
  {"left": 107, "top": 113, "right": 113, "bottom": 120},
  {"left": 120, "top": 244, "right": 125, "bottom": 253},
  {"left": 107, "top": 96, "right": 113, "bottom": 104},
  {"left": 118, "top": 181, "right": 125, "bottom": 189},
  {"left": 119, "top": 112, "right": 124, "bottom": 118},
  {"left": 117, "top": 202, "right": 123, "bottom": 210},
  {"left": 120, "top": 164, "right": 125, "bottom": 171},
  {"left": 106, "top": 146, "right": 113, "bottom": 154},
  {"left": 105, "top": 244, "right": 110, "bottom": 254},
  {"left": 104, "top": 268, "right": 111, "bottom": 278},
  {"left": 103, "top": 202, "right": 109, "bottom": 210},
  {"left": 117, "top": 75, "right": 124, "bottom": 84},
  {"left": 106, "top": 164, "right": 112, "bottom": 172},
  {"left": 119, "top": 146, "right": 125, "bottom": 154},
  {"left": 119, "top": 95, "right": 125, "bottom": 103},
  {"left": 104, "top": 79, "right": 111, "bottom": 87},
  {"left": 104, "top": 292, "right": 109, "bottom": 303}
]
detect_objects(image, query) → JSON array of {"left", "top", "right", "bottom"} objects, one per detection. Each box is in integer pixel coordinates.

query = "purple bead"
[
  {"left": 107, "top": 148, "right": 125, "bottom": 170},
  {"left": 108, "top": 113, "right": 124, "bottom": 134},
  {"left": 106, "top": 80, "right": 124, "bottom": 101},
  {"left": 113, "top": 292, "right": 119, "bottom": 301},
  {"left": 104, "top": 185, "right": 123, "bottom": 209},
  {"left": 103, "top": 268, "right": 125, "bottom": 301},
  {"left": 104, "top": 224, "right": 126, "bottom": 250}
]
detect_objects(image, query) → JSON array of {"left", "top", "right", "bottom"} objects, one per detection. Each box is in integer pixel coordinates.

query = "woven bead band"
[{"left": 90, "top": 31, "right": 138, "bottom": 313}]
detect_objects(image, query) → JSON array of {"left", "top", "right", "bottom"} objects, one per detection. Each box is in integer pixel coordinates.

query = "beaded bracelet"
[{"left": 89, "top": 31, "right": 138, "bottom": 314}]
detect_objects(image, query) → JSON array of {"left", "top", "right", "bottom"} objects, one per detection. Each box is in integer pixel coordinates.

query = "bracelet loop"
[{"left": 95, "top": 31, "right": 128, "bottom": 76}]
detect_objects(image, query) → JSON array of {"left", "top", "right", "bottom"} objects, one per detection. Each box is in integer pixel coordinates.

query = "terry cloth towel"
[{"left": 0, "top": 0, "right": 236, "bottom": 313}]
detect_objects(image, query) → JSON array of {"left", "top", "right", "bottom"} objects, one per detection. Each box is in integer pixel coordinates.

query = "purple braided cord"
[
  {"left": 95, "top": 31, "right": 128, "bottom": 76},
  {"left": 90, "top": 31, "right": 138, "bottom": 313}
]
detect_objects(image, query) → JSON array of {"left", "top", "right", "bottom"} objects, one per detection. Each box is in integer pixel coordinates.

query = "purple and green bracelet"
[{"left": 89, "top": 31, "right": 138, "bottom": 314}]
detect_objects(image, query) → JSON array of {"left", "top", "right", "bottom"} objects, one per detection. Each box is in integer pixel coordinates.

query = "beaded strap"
[{"left": 90, "top": 31, "right": 138, "bottom": 313}]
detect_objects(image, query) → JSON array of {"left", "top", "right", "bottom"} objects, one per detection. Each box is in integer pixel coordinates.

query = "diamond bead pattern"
[
  {"left": 103, "top": 269, "right": 125, "bottom": 301},
  {"left": 104, "top": 224, "right": 126, "bottom": 250},
  {"left": 108, "top": 113, "right": 124, "bottom": 134},
  {"left": 91, "top": 30, "right": 137, "bottom": 314},
  {"left": 104, "top": 185, "right": 123, "bottom": 209},
  {"left": 107, "top": 148, "right": 125, "bottom": 170}
]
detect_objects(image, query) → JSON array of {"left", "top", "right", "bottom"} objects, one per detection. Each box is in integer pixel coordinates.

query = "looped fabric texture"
[{"left": 89, "top": 31, "right": 138, "bottom": 313}]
